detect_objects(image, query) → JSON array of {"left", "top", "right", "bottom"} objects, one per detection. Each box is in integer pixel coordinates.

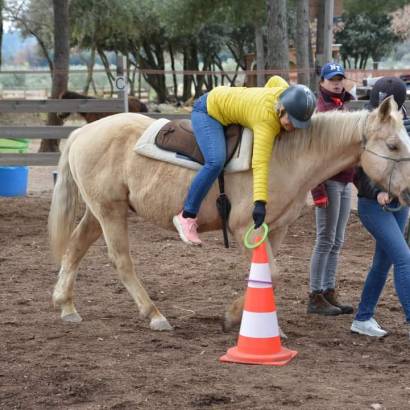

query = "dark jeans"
[
  {"left": 355, "top": 197, "right": 410, "bottom": 323},
  {"left": 183, "top": 94, "right": 226, "bottom": 215}
]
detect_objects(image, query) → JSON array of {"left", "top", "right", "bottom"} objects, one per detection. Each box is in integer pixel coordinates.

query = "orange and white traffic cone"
[{"left": 220, "top": 238, "right": 297, "bottom": 366}]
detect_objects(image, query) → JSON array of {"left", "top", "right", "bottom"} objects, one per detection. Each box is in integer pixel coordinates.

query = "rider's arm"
[{"left": 251, "top": 122, "right": 280, "bottom": 202}]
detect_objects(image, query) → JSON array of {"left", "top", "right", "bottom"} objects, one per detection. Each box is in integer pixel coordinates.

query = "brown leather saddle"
[{"left": 155, "top": 119, "right": 243, "bottom": 165}]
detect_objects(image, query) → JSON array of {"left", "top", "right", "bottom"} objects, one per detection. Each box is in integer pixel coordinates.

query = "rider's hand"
[
  {"left": 377, "top": 192, "right": 390, "bottom": 206},
  {"left": 252, "top": 201, "right": 266, "bottom": 228}
]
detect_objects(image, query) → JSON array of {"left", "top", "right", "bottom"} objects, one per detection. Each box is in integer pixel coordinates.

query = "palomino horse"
[
  {"left": 49, "top": 96, "right": 410, "bottom": 331},
  {"left": 58, "top": 90, "right": 148, "bottom": 123}
]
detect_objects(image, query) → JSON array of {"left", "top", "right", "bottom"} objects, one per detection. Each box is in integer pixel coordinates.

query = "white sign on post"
[
  {"left": 115, "top": 75, "right": 129, "bottom": 112},
  {"left": 115, "top": 76, "right": 126, "bottom": 91}
]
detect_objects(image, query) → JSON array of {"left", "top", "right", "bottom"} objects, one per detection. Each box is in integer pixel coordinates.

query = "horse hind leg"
[
  {"left": 97, "top": 202, "right": 172, "bottom": 331},
  {"left": 53, "top": 207, "right": 102, "bottom": 322}
]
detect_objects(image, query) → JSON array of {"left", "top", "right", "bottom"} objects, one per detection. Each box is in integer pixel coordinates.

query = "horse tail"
[{"left": 48, "top": 130, "right": 81, "bottom": 263}]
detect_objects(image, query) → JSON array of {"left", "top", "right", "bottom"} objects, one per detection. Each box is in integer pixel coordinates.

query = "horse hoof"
[
  {"left": 62, "top": 312, "right": 82, "bottom": 323},
  {"left": 150, "top": 316, "right": 173, "bottom": 331},
  {"left": 221, "top": 314, "right": 236, "bottom": 333}
]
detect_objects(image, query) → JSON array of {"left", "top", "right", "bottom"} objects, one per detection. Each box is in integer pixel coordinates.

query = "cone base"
[{"left": 220, "top": 346, "right": 298, "bottom": 366}]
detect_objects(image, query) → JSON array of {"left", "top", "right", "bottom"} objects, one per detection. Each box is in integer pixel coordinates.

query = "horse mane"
[{"left": 273, "top": 110, "right": 367, "bottom": 164}]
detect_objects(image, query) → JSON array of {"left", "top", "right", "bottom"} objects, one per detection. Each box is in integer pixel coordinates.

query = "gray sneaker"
[{"left": 351, "top": 318, "right": 387, "bottom": 337}]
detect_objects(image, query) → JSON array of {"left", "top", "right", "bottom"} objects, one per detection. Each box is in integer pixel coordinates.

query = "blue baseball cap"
[{"left": 320, "top": 62, "right": 345, "bottom": 80}]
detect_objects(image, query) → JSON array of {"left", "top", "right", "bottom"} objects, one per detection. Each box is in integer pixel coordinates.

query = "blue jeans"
[
  {"left": 183, "top": 94, "right": 226, "bottom": 215},
  {"left": 309, "top": 181, "right": 352, "bottom": 291},
  {"left": 355, "top": 197, "right": 410, "bottom": 323}
]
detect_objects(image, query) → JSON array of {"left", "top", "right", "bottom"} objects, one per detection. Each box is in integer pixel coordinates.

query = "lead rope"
[{"left": 217, "top": 172, "right": 231, "bottom": 248}]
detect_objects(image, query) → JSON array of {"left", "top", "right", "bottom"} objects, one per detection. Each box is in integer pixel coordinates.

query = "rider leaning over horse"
[{"left": 173, "top": 76, "right": 317, "bottom": 245}]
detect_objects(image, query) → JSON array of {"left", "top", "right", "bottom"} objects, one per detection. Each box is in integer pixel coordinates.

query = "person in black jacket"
[{"left": 351, "top": 77, "right": 410, "bottom": 338}]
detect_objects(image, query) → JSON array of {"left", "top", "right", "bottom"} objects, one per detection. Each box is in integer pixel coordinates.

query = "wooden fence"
[
  {"left": 0, "top": 99, "right": 189, "bottom": 166},
  {"left": 0, "top": 99, "right": 409, "bottom": 167}
]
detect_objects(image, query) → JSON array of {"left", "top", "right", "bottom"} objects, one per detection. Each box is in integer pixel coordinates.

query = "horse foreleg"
[
  {"left": 222, "top": 226, "right": 288, "bottom": 332},
  {"left": 267, "top": 225, "right": 289, "bottom": 287},
  {"left": 53, "top": 208, "right": 102, "bottom": 322},
  {"left": 97, "top": 203, "right": 172, "bottom": 331}
]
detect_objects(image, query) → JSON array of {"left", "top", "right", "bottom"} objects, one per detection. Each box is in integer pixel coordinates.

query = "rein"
[{"left": 360, "top": 114, "right": 410, "bottom": 212}]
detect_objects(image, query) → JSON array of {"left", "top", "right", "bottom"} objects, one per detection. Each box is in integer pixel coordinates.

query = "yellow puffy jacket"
[{"left": 207, "top": 76, "right": 289, "bottom": 202}]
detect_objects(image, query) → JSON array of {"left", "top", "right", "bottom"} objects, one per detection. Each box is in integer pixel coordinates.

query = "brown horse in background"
[{"left": 58, "top": 90, "right": 148, "bottom": 123}]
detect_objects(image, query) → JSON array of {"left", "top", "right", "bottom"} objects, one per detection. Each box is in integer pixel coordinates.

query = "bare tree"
[
  {"left": 296, "top": 0, "right": 310, "bottom": 87},
  {"left": 5, "top": 0, "right": 55, "bottom": 72},
  {"left": 255, "top": 25, "right": 265, "bottom": 86},
  {"left": 266, "top": 0, "right": 289, "bottom": 81},
  {"left": 0, "top": 0, "right": 3, "bottom": 69},
  {"left": 39, "top": 0, "right": 70, "bottom": 152}
]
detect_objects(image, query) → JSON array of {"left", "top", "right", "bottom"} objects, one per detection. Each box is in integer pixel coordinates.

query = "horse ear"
[{"left": 377, "top": 95, "right": 398, "bottom": 123}]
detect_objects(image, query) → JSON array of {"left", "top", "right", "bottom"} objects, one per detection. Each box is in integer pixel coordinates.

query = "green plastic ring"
[{"left": 243, "top": 223, "right": 269, "bottom": 249}]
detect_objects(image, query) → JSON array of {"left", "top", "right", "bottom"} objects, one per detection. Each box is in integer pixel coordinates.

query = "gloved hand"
[
  {"left": 311, "top": 183, "right": 328, "bottom": 208},
  {"left": 252, "top": 201, "right": 266, "bottom": 228},
  {"left": 314, "top": 195, "right": 329, "bottom": 208},
  {"left": 403, "top": 118, "right": 410, "bottom": 136}
]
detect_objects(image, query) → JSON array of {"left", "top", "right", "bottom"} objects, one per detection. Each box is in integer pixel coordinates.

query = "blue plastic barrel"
[{"left": 0, "top": 166, "right": 29, "bottom": 197}]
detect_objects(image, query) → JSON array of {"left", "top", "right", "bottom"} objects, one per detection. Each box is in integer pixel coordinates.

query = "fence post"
[{"left": 116, "top": 53, "right": 129, "bottom": 113}]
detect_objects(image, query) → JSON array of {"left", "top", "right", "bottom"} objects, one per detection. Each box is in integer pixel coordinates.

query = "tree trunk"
[
  {"left": 129, "top": 62, "right": 137, "bottom": 96},
  {"left": 138, "top": 41, "right": 167, "bottom": 103},
  {"left": 182, "top": 48, "right": 193, "bottom": 101},
  {"left": 40, "top": 0, "right": 70, "bottom": 153},
  {"left": 169, "top": 43, "right": 178, "bottom": 101},
  {"left": 308, "top": 25, "right": 316, "bottom": 90},
  {"left": 315, "top": 1, "right": 325, "bottom": 85},
  {"left": 98, "top": 48, "right": 115, "bottom": 96},
  {"left": 0, "top": 0, "right": 3, "bottom": 69},
  {"left": 255, "top": 25, "right": 265, "bottom": 86},
  {"left": 266, "top": 0, "right": 289, "bottom": 81},
  {"left": 296, "top": 0, "right": 310, "bottom": 87},
  {"left": 213, "top": 53, "right": 238, "bottom": 86},
  {"left": 83, "top": 46, "right": 96, "bottom": 95}
]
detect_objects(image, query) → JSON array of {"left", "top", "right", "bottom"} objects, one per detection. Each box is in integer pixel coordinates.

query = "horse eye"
[{"left": 386, "top": 142, "right": 398, "bottom": 151}]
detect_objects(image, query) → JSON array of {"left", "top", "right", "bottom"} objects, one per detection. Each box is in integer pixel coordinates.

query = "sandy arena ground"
[
  {"left": 1, "top": 160, "right": 410, "bottom": 409},
  {"left": 1, "top": 110, "right": 409, "bottom": 409}
]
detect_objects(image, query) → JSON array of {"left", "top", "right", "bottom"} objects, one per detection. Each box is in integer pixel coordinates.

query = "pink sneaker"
[{"left": 173, "top": 212, "right": 202, "bottom": 245}]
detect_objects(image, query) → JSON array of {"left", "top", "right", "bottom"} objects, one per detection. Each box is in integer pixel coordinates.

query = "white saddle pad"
[{"left": 133, "top": 118, "right": 253, "bottom": 173}]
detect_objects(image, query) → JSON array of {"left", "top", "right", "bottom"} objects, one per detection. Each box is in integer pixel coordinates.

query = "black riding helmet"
[
  {"left": 369, "top": 76, "right": 407, "bottom": 109},
  {"left": 279, "top": 85, "right": 316, "bottom": 128}
]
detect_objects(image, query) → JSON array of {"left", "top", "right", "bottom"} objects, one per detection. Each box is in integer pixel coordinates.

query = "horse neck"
[{"left": 271, "top": 110, "right": 366, "bottom": 192}]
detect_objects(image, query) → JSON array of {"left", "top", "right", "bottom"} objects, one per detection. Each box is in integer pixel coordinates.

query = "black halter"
[{"left": 360, "top": 114, "right": 410, "bottom": 212}]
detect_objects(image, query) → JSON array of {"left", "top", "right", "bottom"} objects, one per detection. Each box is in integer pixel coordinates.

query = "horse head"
[
  {"left": 57, "top": 90, "right": 96, "bottom": 121},
  {"left": 361, "top": 96, "right": 410, "bottom": 206}
]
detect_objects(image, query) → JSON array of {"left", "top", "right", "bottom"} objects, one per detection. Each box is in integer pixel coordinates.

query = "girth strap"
[{"left": 216, "top": 171, "right": 231, "bottom": 248}]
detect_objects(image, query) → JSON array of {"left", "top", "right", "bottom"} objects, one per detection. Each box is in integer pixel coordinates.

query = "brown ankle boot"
[
  {"left": 307, "top": 291, "right": 342, "bottom": 316},
  {"left": 323, "top": 288, "right": 354, "bottom": 314}
]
